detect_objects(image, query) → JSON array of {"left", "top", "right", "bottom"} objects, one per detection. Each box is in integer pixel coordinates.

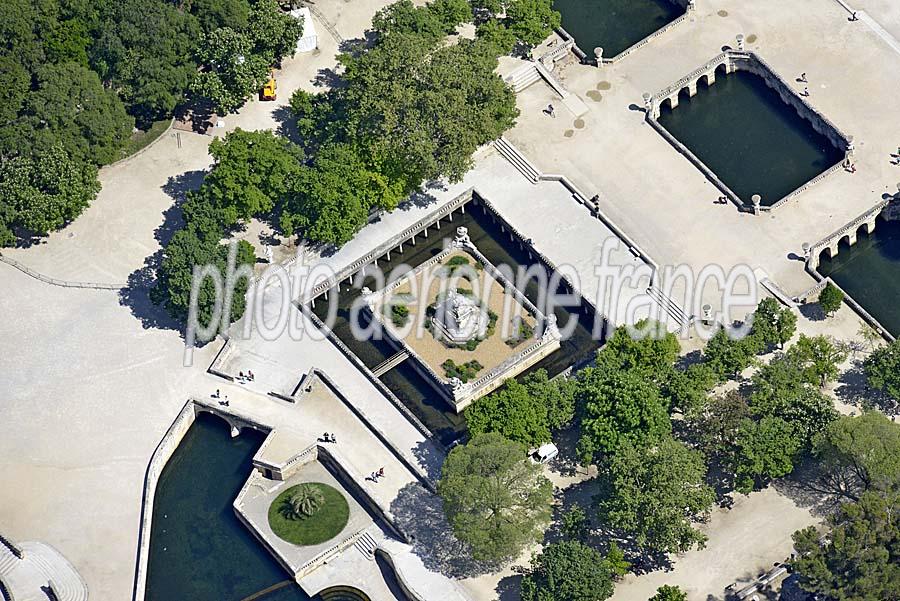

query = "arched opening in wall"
[
  {"left": 856, "top": 223, "right": 872, "bottom": 243},
  {"left": 678, "top": 87, "right": 691, "bottom": 105},
  {"left": 838, "top": 234, "right": 853, "bottom": 253},
  {"left": 699, "top": 73, "right": 712, "bottom": 90},
  {"left": 659, "top": 97, "right": 674, "bottom": 115},
  {"left": 715, "top": 63, "right": 728, "bottom": 80}
]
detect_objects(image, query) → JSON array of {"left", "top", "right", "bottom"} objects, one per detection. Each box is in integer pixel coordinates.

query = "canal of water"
[
  {"left": 145, "top": 412, "right": 313, "bottom": 601},
  {"left": 817, "top": 218, "right": 900, "bottom": 337},
  {"left": 553, "top": 0, "right": 684, "bottom": 58},
  {"left": 311, "top": 198, "right": 603, "bottom": 446},
  {"left": 657, "top": 69, "right": 843, "bottom": 206}
]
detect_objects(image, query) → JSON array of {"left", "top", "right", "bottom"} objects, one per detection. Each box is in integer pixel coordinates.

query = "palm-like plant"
[{"left": 282, "top": 484, "right": 325, "bottom": 520}]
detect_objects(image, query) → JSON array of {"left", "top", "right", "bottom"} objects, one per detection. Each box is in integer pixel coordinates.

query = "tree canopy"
[
  {"left": 520, "top": 540, "right": 615, "bottom": 601},
  {"left": 466, "top": 369, "right": 576, "bottom": 447},
  {"left": 596, "top": 437, "right": 715, "bottom": 555},
  {"left": 792, "top": 490, "right": 900, "bottom": 601},
  {"left": 576, "top": 367, "right": 671, "bottom": 462},
  {"left": 864, "top": 339, "right": 900, "bottom": 401},
  {"left": 648, "top": 585, "right": 688, "bottom": 601},
  {"left": 812, "top": 412, "right": 900, "bottom": 502},
  {"left": 437, "top": 432, "right": 552, "bottom": 561}
]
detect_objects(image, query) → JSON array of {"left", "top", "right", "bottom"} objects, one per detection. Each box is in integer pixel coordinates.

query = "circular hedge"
[{"left": 268, "top": 482, "right": 350, "bottom": 546}]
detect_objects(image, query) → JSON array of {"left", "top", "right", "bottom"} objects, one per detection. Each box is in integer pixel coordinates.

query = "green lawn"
[
  {"left": 267, "top": 483, "right": 350, "bottom": 546},
  {"left": 119, "top": 119, "right": 172, "bottom": 160}
]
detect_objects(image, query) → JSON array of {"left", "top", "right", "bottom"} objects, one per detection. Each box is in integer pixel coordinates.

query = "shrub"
[
  {"left": 391, "top": 304, "right": 410, "bottom": 327},
  {"left": 442, "top": 359, "right": 483, "bottom": 382}
]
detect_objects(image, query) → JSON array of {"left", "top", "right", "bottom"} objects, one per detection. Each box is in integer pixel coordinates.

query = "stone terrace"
[{"left": 505, "top": 0, "right": 900, "bottom": 304}]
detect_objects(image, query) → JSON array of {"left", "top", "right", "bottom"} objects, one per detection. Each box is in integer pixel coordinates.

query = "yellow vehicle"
[{"left": 261, "top": 70, "right": 277, "bottom": 101}]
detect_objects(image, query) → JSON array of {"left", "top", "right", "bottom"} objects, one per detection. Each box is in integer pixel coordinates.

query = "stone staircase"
[
  {"left": 0, "top": 545, "right": 18, "bottom": 577},
  {"left": 28, "top": 548, "right": 87, "bottom": 601},
  {"left": 353, "top": 532, "right": 379, "bottom": 560},
  {"left": 504, "top": 63, "right": 541, "bottom": 93},
  {"left": 647, "top": 285, "right": 691, "bottom": 331},
  {"left": 494, "top": 138, "right": 541, "bottom": 184}
]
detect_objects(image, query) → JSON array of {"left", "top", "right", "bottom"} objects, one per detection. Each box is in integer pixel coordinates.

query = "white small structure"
[
  {"left": 432, "top": 291, "right": 488, "bottom": 345},
  {"left": 291, "top": 7, "right": 318, "bottom": 53}
]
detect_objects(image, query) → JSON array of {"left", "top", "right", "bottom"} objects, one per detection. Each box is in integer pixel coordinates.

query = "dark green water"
[
  {"left": 818, "top": 219, "right": 900, "bottom": 337},
  {"left": 657, "top": 69, "right": 843, "bottom": 206},
  {"left": 145, "top": 413, "right": 312, "bottom": 601},
  {"left": 553, "top": 0, "right": 683, "bottom": 58},
  {"left": 312, "top": 198, "right": 602, "bottom": 445}
]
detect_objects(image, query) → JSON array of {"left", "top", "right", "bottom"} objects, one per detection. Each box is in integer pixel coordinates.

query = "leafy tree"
[
  {"left": 605, "top": 542, "right": 630, "bottom": 580},
  {"left": 521, "top": 540, "right": 615, "bottom": 601},
  {"left": 504, "top": 0, "right": 560, "bottom": 47},
  {"left": 703, "top": 327, "right": 755, "bottom": 381},
  {"left": 437, "top": 432, "right": 552, "bottom": 561},
  {"left": 333, "top": 32, "right": 518, "bottom": 191},
  {"left": 748, "top": 297, "right": 797, "bottom": 351},
  {"left": 154, "top": 225, "right": 255, "bottom": 326},
  {"left": 864, "top": 339, "right": 900, "bottom": 400},
  {"left": 372, "top": 0, "right": 471, "bottom": 39},
  {"left": 466, "top": 369, "right": 576, "bottom": 446},
  {"left": 0, "top": 56, "right": 30, "bottom": 125},
  {"left": 190, "top": 0, "right": 251, "bottom": 32},
  {"left": 245, "top": 0, "right": 304, "bottom": 61},
  {"left": 812, "top": 412, "right": 900, "bottom": 501},
  {"left": 818, "top": 281, "right": 844, "bottom": 316},
  {"left": 0, "top": 145, "right": 100, "bottom": 244},
  {"left": 44, "top": 18, "right": 91, "bottom": 66},
  {"left": 662, "top": 362, "right": 716, "bottom": 415},
  {"left": 789, "top": 334, "right": 847, "bottom": 388},
  {"left": 475, "top": 18, "right": 517, "bottom": 55},
  {"left": 688, "top": 389, "right": 749, "bottom": 460},
  {"left": 648, "top": 585, "right": 688, "bottom": 601},
  {"left": 597, "top": 437, "right": 715, "bottom": 554},
  {"left": 749, "top": 351, "right": 838, "bottom": 449},
  {"left": 594, "top": 320, "right": 680, "bottom": 382},
  {"left": 561, "top": 503, "right": 588, "bottom": 541},
  {"left": 191, "top": 27, "right": 270, "bottom": 114},
  {"left": 732, "top": 416, "right": 801, "bottom": 493},
  {"left": 576, "top": 368, "right": 671, "bottom": 462},
  {"left": 792, "top": 490, "right": 900, "bottom": 601},
  {"left": 91, "top": 0, "right": 200, "bottom": 125},
  {"left": 23, "top": 61, "right": 133, "bottom": 165},
  {"left": 202, "top": 128, "right": 303, "bottom": 223},
  {"left": 282, "top": 143, "right": 406, "bottom": 245}
]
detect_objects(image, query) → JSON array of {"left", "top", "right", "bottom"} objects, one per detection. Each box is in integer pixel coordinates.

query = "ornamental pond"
[
  {"left": 553, "top": 0, "right": 685, "bottom": 58},
  {"left": 818, "top": 218, "right": 900, "bottom": 337},
  {"left": 657, "top": 68, "right": 844, "bottom": 207}
]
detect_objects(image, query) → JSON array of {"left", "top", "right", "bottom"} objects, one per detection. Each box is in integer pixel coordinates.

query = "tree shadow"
[
  {"left": 313, "top": 67, "right": 344, "bottom": 89},
  {"left": 411, "top": 438, "right": 446, "bottom": 482},
  {"left": 798, "top": 302, "right": 825, "bottom": 322},
  {"left": 398, "top": 182, "right": 445, "bottom": 211},
  {"left": 273, "top": 105, "right": 302, "bottom": 146},
  {"left": 832, "top": 360, "right": 873, "bottom": 408},
  {"left": 771, "top": 458, "right": 845, "bottom": 518},
  {"left": 496, "top": 572, "right": 524, "bottom": 601},
  {"left": 546, "top": 423, "right": 583, "bottom": 478},
  {"left": 389, "top": 482, "right": 503, "bottom": 579},
  {"left": 118, "top": 170, "right": 207, "bottom": 333}
]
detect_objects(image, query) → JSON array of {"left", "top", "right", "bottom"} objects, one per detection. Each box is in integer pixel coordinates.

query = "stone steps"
[
  {"left": 494, "top": 137, "right": 541, "bottom": 184},
  {"left": 353, "top": 532, "right": 379, "bottom": 560},
  {"left": 504, "top": 63, "right": 541, "bottom": 93},
  {"left": 25, "top": 548, "right": 87, "bottom": 601},
  {"left": 647, "top": 285, "right": 690, "bottom": 330},
  {"left": 0, "top": 546, "right": 18, "bottom": 576}
]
